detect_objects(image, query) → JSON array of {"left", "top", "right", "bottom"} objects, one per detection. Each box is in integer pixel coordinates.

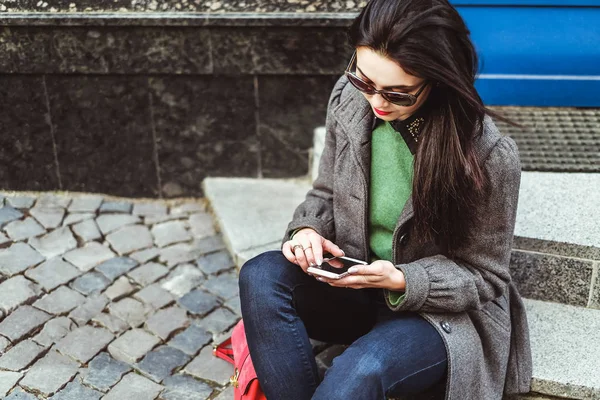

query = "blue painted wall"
[{"left": 452, "top": 1, "right": 600, "bottom": 106}]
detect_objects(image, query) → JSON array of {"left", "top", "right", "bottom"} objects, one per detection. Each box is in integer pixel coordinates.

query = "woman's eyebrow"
[{"left": 356, "top": 65, "right": 416, "bottom": 91}]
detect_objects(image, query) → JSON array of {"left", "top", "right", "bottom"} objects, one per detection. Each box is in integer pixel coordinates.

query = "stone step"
[{"left": 203, "top": 178, "right": 600, "bottom": 399}]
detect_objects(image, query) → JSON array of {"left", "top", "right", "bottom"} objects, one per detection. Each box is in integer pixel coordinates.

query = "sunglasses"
[{"left": 344, "top": 51, "right": 428, "bottom": 107}]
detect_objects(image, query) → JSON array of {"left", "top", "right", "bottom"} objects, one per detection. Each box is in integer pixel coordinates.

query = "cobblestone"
[
  {"left": 0, "top": 339, "right": 46, "bottom": 371},
  {"left": 83, "top": 352, "right": 132, "bottom": 392},
  {"left": 145, "top": 306, "right": 189, "bottom": 340},
  {"left": 51, "top": 380, "right": 103, "bottom": 400},
  {"left": 0, "top": 243, "right": 45, "bottom": 277},
  {"left": 0, "top": 371, "right": 23, "bottom": 397},
  {"left": 63, "top": 242, "right": 115, "bottom": 271},
  {"left": 4, "top": 217, "right": 45, "bottom": 241},
  {"left": 0, "top": 194, "right": 230, "bottom": 399},
  {"left": 184, "top": 345, "right": 233, "bottom": 386},
  {"left": 33, "top": 286, "right": 86, "bottom": 315},
  {"left": 225, "top": 295, "right": 242, "bottom": 316},
  {"left": 0, "top": 309, "right": 46, "bottom": 346},
  {"left": 103, "top": 372, "right": 164, "bottom": 400},
  {"left": 136, "top": 345, "right": 190, "bottom": 383},
  {"left": 19, "top": 350, "right": 80, "bottom": 396},
  {"left": 24, "top": 257, "right": 81, "bottom": 292},
  {"left": 161, "top": 374, "right": 214, "bottom": 400},
  {"left": 202, "top": 272, "right": 239, "bottom": 300},
  {"left": 55, "top": 325, "right": 114, "bottom": 363},
  {"left": 108, "top": 328, "right": 160, "bottom": 364}
]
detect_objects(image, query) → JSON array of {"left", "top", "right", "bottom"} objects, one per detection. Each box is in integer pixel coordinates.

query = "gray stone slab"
[
  {"left": 161, "top": 374, "right": 213, "bottom": 400},
  {"left": 92, "top": 313, "right": 130, "bottom": 335},
  {"left": 0, "top": 371, "right": 22, "bottom": 397},
  {"left": 72, "top": 218, "right": 102, "bottom": 242},
  {"left": 213, "top": 386, "right": 234, "bottom": 400},
  {"left": 4, "top": 387, "right": 37, "bottom": 400},
  {"left": 69, "top": 294, "right": 109, "bottom": 326},
  {"left": 55, "top": 325, "right": 115, "bottom": 363},
  {"left": 96, "top": 214, "right": 141, "bottom": 235},
  {"left": 590, "top": 262, "right": 600, "bottom": 309},
  {"left": 202, "top": 177, "right": 309, "bottom": 256},
  {"left": 33, "top": 286, "right": 86, "bottom": 315},
  {"left": 106, "top": 225, "right": 154, "bottom": 255},
  {"left": 83, "top": 352, "right": 132, "bottom": 393},
  {"left": 68, "top": 195, "right": 103, "bottom": 213},
  {"left": 0, "top": 305, "right": 51, "bottom": 342},
  {"left": 128, "top": 262, "right": 169, "bottom": 286},
  {"left": 170, "top": 202, "right": 206, "bottom": 216},
  {"left": 514, "top": 236, "right": 600, "bottom": 261},
  {"left": 202, "top": 272, "right": 239, "bottom": 300},
  {"left": 188, "top": 212, "right": 216, "bottom": 239},
  {"left": 196, "top": 250, "right": 235, "bottom": 275},
  {"left": 0, "top": 205, "right": 23, "bottom": 228},
  {"left": 516, "top": 172, "right": 600, "bottom": 250},
  {"left": 224, "top": 295, "right": 242, "bottom": 316},
  {"left": 108, "top": 329, "right": 160, "bottom": 364},
  {"left": 151, "top": 220, "right": 192, "bottom": 248},
  {"left": 33, "top": 317, "right": 76, "bottom": 347},
  {"left": 108, "top": 297, "right": 150, "bottom": 328},
  {"left": 28, "top": 226, "right": 77, "bottom": 259},
  {"left": 20, "top": 350, "right": 79, "bottom": 396},
  {"left": 96, "top": 256, "right": 139, "bottom": 281},
  {"left": 136, "top": 345, "right": 191, "bottom": 383},
  {"left": 510, "top": 250, "right": 594, "bottom": 307},
  {"left": 0, "top": 242, "right": 45, "bottom": 277},
  {"left": 51, "top": 380, "right": 103, "bottom": 400},
  {"left": 195, "top": 307, "right": 239, "bottom": 336},
  {"left": 524, "top": 298, "right": 600, "bottom": 398},
  {"left": 145, "top": 306, "right": 189, "bottom": 340},
  {"left": 0, "top": 231, "right": 10, "bottom": 246},
  {"left": 144, "top": 213, "right": 186, "bottom": 226},
  {"left": 177, "top": 289, "right": 220, "bottom": 317},
  {"left": 168, "top": 325, "right": 212, "bottom": 356},
  {"left": 161, "top": 264, "right": 205, "bottom": 298},
  {"left": 62, "top": 212, "right": 95, "bottom": 226},
  {"left": 103, "top": 372, "right": 164, "bottom": 400},
  {"left": 0, "top": 339, "right": 46, "bottom": 372},
  {"left": 159, "top": 241, "right": 206, "bottom": 268},
  {"left": 29, "top": 207, "right": 66, "bottom": 230},
  {"left": 132, "top": 203, "right": 168, "bottom": 217},
  {"left": 25, "top": 257, "right": 82, "bottom": 291},
  {"left": 195, "top": 235, "right": 227, "bottom": 255},
  {"left": 4, "top": 217, "right": 46, "bottom": 241},
  {"left": 63, "top": 242, "right": 116, "bottom": 272},
  {"left": 71, "top": 271, "right": 111, "bottom": 295},
  {"left": 104, "top": 276, "right": 135, "bottom": 301},
  {"left": 134, "top": 284, "right": 175, "bottom": 310},
  {"left": 130, "top": 247, "right": 160, "bottom": 264},
  {"left": 36, "top": 194, "right": 70, "bottom": 209},
  {"left": 5, "top": 195, "right": 36, "bottom": 209},
  {"left": 99, "top": 201, "right": 133, "bottom": 214},
  {"left": 0, "top": 276, "right": 42, "bottom": 313},
  {"left": 184, "top": 345, "right": 233, "bottom": 386},
  {"left": 236, "top": 241, "right": 281, "bottom": 269},
  {"left": 0, "top": 336, "right": 11, "bottom": 354}
]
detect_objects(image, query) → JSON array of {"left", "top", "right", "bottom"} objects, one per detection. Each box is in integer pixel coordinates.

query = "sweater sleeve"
[
  {"left": 388, "top": 291, "right": 406, "bottom": 306},
  {"left": 384, "top": 136, "right": 521, "bottom": 313},
  {"left": 281, "top": 76, "right": 348, "bottom": 246}
]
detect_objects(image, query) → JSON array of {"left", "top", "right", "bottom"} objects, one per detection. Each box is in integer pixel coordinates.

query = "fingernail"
[
  {"left": 316, "top": 258, "right": 322, "bottom": 266},
  {"left": 348, "top": 267, "right": 357, "bottom": 274},
  {"left": 317, "top": 277, "right": 324, "bottom": 282},
  {"left": 341, "top": 250, "right": 345, "bottom": 256}
]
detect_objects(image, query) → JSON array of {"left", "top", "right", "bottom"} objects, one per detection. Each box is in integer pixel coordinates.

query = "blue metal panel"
[{"left": 451, "top": 3, "right": 600, "bottom": 106}]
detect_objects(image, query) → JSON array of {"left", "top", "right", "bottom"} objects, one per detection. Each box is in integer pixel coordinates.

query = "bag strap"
[{"left": 213, "top": 337, "right": 235, "bottom": 365}]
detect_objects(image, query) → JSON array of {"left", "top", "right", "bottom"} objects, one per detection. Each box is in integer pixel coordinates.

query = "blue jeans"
[{"left": 239, "top": 250, "right": 448, "bottom": 400}]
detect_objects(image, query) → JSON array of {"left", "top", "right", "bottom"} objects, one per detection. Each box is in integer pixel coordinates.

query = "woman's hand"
[
  {"left": 282, "top": 228, "right": 345, "bottom": 273},
  {"left": 318, "top": 260, "right": 406, "bottom": 291}
]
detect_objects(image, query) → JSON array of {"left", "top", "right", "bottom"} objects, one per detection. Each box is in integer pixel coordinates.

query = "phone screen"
[{"left": 318, "top": 256, "right": 366, "bottom": 276}]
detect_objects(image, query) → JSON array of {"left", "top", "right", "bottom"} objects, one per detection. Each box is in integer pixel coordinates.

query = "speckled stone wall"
[{"left": 0, "top": 9, "right": 357, "bottom": 197}]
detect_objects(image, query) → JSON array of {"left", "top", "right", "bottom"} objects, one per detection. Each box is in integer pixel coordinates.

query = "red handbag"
[{"left": 213, "top": 319, "right": 266, "bottom": 400}]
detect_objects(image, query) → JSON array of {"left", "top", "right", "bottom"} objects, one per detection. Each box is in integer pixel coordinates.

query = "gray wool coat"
[{"left": 282, "top": 75, "right": 533, "bottom": 400}]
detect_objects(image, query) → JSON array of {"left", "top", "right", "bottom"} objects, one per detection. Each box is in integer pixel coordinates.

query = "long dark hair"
[{"left": 349, "top": 0, "right": 503, "bottom": 251}]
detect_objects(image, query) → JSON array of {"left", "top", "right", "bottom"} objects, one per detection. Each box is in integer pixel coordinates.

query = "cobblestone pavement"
[{"left": 0, "top": 191, "right": 241, "bottom": 399}]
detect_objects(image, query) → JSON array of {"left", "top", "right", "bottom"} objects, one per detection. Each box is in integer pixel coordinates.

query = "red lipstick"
[{"left": 374, "top": 108, "right": 392, "bottom": 116}]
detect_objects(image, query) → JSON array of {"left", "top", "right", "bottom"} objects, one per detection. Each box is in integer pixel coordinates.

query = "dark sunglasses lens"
[
  {"left": 346, "top": 73, "right": 376, "bottom": 94},
  {"left": 384, "top": 92, "right": 415, "bottom": 106}
]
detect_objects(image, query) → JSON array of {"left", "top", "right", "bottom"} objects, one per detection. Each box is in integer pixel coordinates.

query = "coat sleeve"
[
  {"left": 281, "top": 76, "right": 348, "bottom": 247},
  {"left": 384, "top": 135, "right": 521, "bottom": 313}
]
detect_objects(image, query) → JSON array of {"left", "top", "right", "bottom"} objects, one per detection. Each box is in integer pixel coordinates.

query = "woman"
[{"left": 239, "top": 0, "right": 533, "bottom": 399}]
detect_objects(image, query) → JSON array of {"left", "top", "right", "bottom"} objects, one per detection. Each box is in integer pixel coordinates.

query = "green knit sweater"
[{"left": 369, "top": 120, "right": 413, "bottom": 306}]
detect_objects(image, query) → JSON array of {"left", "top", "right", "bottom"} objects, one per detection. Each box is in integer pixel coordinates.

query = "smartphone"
[{"left": 307, "top": 255, "right": 368, "bottom": 280}]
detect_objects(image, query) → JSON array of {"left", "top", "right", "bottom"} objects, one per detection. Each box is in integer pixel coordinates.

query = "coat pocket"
[{"left": 481, "top": 295, "right": 511, "bottom": 333}]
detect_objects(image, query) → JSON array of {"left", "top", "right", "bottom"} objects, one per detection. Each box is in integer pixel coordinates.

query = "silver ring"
[{"left": 292, "top": 244, "right": 303, "bottom": 252}]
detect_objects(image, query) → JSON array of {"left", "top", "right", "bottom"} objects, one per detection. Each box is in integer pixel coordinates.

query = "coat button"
[
  {"left": 399, "top": 233, "right": 409, "bottom": 245},
  {"left": 440, "top": 321, "right": 452, "bottom": 333}
]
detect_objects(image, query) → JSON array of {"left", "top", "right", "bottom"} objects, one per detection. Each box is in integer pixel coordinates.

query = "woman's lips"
[{"left": 374, "top": 108, "right": 392, "bottom": 116}]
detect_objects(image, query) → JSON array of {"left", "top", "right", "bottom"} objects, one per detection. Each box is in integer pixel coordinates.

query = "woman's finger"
[
  {"left": 293, "top": 245, "right": 309, "bottom": 272},
  {"left": 298, "top": 238, "right": 316, "bottom": 268},
  {"left": 321, "top": 238, "right": 345, "bottom": 258},
  {"left": 281, "top": 241, "right": 297, "bottom": 265}
]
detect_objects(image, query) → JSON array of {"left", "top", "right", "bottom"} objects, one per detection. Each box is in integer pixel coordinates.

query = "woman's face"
[{"left": 355, "top": 46, "right": 431, "bottom": 121}]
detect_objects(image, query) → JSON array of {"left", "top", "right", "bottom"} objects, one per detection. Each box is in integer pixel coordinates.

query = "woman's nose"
[{"left": 370, "top": 93, "right": 390, "bottom": 109}]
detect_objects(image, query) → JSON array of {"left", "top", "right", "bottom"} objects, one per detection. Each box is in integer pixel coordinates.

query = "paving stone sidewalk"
[{"left": 0, "top": 191, "right": 242, "bottom": 399}]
